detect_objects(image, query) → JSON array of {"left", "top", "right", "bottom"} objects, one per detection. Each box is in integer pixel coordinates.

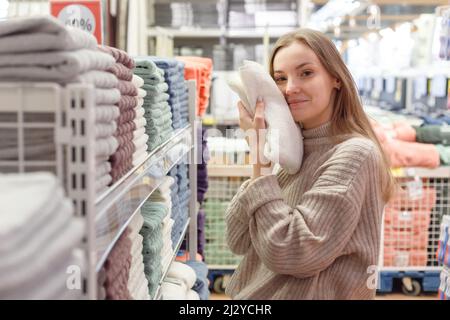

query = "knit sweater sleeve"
[
  {"left": 225, "top": 179, "right": 254, "bottom": 255},
  {"left": 228, "top": 139, "right": 380, "bottom": 277}
]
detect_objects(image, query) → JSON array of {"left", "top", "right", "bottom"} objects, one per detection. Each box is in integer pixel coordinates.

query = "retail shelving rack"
[{"left": 0, "top": 80, "right": 199, "bottom": 300}]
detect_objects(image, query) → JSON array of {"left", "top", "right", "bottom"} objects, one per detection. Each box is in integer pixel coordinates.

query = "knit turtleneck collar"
[{"left": 301, "top": 121, "right": 335, "bottom": 154}]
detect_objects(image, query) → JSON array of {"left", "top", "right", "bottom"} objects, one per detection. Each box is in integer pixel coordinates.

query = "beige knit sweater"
[{"left": 225, "top": 122, "right": 385, "bottom": 300}]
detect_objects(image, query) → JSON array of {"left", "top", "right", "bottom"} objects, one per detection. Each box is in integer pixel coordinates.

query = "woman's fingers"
[{"left": 254, "top": 97, "right": 265, "bottom": 129}]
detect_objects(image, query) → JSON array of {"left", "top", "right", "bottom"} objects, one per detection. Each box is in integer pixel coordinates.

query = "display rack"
[{"left": 0, "top": 79, "right": 199, "bottom": 300}]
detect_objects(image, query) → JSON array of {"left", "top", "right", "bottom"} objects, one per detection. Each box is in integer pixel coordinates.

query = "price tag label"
[{"left": 50, "top": 0, "right": 103, "bottom": 44}]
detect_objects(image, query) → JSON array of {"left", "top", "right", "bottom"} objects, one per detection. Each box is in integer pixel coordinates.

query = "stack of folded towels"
[
  {"left": 126, "top": 212, "right": 150, "bottom": 300},
  {"left": 99, "top": 45, "right": 148, "bottom": 183},
  {"left": 148, "top": 57, "right": 189, "bottom": 129},
  {"left": 99, "top": 228, "right": 133, "bottom": 300},
  {"left": 168, "top": 166, "right": 182, "bottom": 247},
  {"left": 0, "top": 16, "right": 120, "bottom": 194},
  {"left": 132, "top": 75, "right": 149, "bottom": 166},
  {"left": 0, "top": 172, "right": 84, "bottom": 299},
  {"left": 176, "top": 163, "right": 191, "bottom": 233},
  {"left": 134, "top": 58, "right": 174, "bottom": 151},
  {"left": 140, "top": 199, "right": 169, "bottom": 298},
  {"left": 160, "top": 261, "right": 200, "bottom": 300},
  {"left": 176, "top": 56, "right": 213, "bottom": 117},
  {"left": 156, "top": 177, "right": 176, "bottom": 271}
]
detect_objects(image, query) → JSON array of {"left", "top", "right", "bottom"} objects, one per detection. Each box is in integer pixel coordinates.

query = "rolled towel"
[
  {"left": 166, "top": 261, "right": 197, "bottom": 289},
  {"left": 96, "top": 136, "right": 119, "bottom": 157},
  {"left": 118, "top": 80, "right": 138, "bottom": 96},
  {"left": 228, "top": 60, "right": 303, "bottom": 174},
  {"left": 99, "top": 45, "right": 135, "bottom": 69},
  {"left": 96, "top": 162, "right": 112, "bottom": 179},
  {"left": 96, "top": 88, "right": 121, "bottom": 105}
]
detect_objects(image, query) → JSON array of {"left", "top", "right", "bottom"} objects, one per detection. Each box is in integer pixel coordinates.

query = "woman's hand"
[{"left": 237, "top": 97, "right": 272, "bottom": 179}]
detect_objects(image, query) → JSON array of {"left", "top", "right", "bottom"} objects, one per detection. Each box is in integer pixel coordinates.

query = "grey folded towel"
[
  {"left": 0, "top": 49, "right": 115, "bottom": 82},
  {"left": 0, "top": 15, "right": 97, "bottom": 54}
]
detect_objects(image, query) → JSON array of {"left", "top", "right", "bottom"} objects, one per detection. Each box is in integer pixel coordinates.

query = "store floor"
[{"left": 209, "top": 293, "right": 439, "bottom": 300}]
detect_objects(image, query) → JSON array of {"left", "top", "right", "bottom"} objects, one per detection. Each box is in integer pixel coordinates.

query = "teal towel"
[
  {"left": 142, "top": 82, "right": 169, "bottom": 94},
  {"left": 144, "top": 93, "right": 169, "bottom": 104}
]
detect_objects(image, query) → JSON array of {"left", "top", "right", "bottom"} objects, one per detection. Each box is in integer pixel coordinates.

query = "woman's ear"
[{"left": 334, "top": 78, "right": 341, "bottom": 90}]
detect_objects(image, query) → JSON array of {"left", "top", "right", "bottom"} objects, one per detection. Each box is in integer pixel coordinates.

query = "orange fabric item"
[
  {"left": 176, "top": 56, "right": 213, "bottom": 117},
  {"left": 370, "top": 119, "right": 440, "bottom": 168},
  {"left": 392, "top": 121, "right": 416, "bottom": 142}
]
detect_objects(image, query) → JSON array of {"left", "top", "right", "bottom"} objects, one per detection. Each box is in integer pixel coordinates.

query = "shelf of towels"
[
  {"left": 95, "top": 125, "right": 192, "bottom": 271},
  {"left": 153, "top": 217, "right": 191, "bottom": 300}
]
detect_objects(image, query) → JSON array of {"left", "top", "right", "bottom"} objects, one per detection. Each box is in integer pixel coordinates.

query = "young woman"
[{"left": 225, "top": 29, "right": 394, "bottom": 300}]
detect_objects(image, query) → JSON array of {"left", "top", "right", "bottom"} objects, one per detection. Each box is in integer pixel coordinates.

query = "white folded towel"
[
  {"left": 133, "top": 127, "right": 146, "bottom": 140},
  {"left": 129, "top": 212, "right": 144, "bottom": 234},
  {"left": 228, "top": 60, "right": 303, "bottom": 174},
  {"left": 96, "top": 173, "right": 112, "bottom": 193},
  {"left": 96, "top": 106, "right": 120, "bottom": 123},
  {"left": 95, "top": 121, "right": 117, "bottom": 139},
  {"left": 95, "top": 88, "right": 121, "bottom": 105},
  {"left": 138, "top": 88, "right": 147, "bottom": 98},
  {"left": 96, "top": 162, "right": 112, "bottom": 179},
  {"left": 76, "top": 70, "right": 119, "bottom": 89},
  {"left": 0, "top": 15, "right": 97, "bottom": 54},
  {"left": 166, "top": 261, "right": 197, "bottom": 290},
  {"left": 96, "top": 136, "right": 119, "bottom": 157},
  {"left": 136, "top": 97, "right": 144, "bottom": 108},
  {"left": 133, "top": 117, "right": 147, "bottom": 129},
  {"left": 161, "top": 277, "right": 188, "bottom": 300},
  {"left": 132, "top": 75, "right": 145, "bottom": 88},
  {"left": 134, "top": 107, "right": 145, "bottom": 118},
  {"left": 133, "top": 134, "right": 149, "bottom": 150}
]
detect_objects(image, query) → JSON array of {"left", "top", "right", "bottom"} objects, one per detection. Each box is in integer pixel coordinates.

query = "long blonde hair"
[{"left": 269, "top": 28, "right": 394, "bottom": 202}]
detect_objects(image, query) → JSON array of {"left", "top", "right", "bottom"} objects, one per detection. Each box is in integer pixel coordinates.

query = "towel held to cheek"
[{"left": 228, "top": 60, "right": 303, "bottom": 174}]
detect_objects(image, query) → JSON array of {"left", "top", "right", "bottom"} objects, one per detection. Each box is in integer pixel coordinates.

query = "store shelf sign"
[{"left": 50, "top": 0, "right": 103, "bottom": 44}]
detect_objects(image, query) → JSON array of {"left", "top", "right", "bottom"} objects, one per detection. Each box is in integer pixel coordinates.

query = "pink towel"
[
  {"left": 108, "top": 63, "right": 133, "bottom": 81},
  {"left": 117, "top": 109, "right": 136, "bottom": 126},
  {"left": 99, "top": 45, "right": 135, "bottom": 70},
  {"left": 110, "top": 141, "right": 135, "bottom": 167},
  {"left": 116, "top": 121, "right": 136, "bottom": 136},
  {"left": 115, "top": 132, "right": 134, "bottom": 146},
  {"left": 118, "top": 95, "right": 138, "bottom": 112},
  {"left": 118, "top": 81, "right": 138, "bottom": 97}
]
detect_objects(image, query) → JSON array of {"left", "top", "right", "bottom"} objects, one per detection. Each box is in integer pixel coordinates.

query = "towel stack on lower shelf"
[
  {"left": 168, "top": 164, "right": 190, "bottom": 247},
  {"left": 126, "top": 212, "right": 150, "bottom": 300},
  {"left": 0, "top": 172, "right": 85, "bottom": 299},
  {"left": 99, "top": 228, "right": 133, "bottom": 300},
  {"left": 134, "top": 59, "right": 174, "bottom": 151},
  {"left": 160, "top": 261, "right": 199, "bottom": 300},
  {"left": 140, "top": 200, "right": 169, "bottom": 298},
  {"left": 0, "top": 16, "right": 120, "bottom": 195}
]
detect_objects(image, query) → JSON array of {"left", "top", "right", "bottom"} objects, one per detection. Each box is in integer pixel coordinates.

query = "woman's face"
[{"left": 273, "top": 41, "right": 339, "bottom": 129}]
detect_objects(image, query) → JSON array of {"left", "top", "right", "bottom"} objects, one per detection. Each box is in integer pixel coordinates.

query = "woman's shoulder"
[{"left": 329, "top": 136, "right": 380, "bottom": 170}]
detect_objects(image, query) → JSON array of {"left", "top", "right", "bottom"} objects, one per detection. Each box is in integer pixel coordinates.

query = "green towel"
[
  {"left": 135, "top": 60, "right": 159, "bottom": 74},
  {"left": 416, "top": 125, "right": 450, "bottom": 145},
  {"left": 144, "top": 93, "right": 170, "bottom": 104},
  {"left": 142, "top": 82, "right": 169, "bottom": 94}
]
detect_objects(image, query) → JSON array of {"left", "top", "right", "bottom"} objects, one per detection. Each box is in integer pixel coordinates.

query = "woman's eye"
[
  {"left": 301, "top": 71, "right": 312, "bottom": 77},
  {"left": 275, "top": 77, "right": 287, "bottom": 83}
]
